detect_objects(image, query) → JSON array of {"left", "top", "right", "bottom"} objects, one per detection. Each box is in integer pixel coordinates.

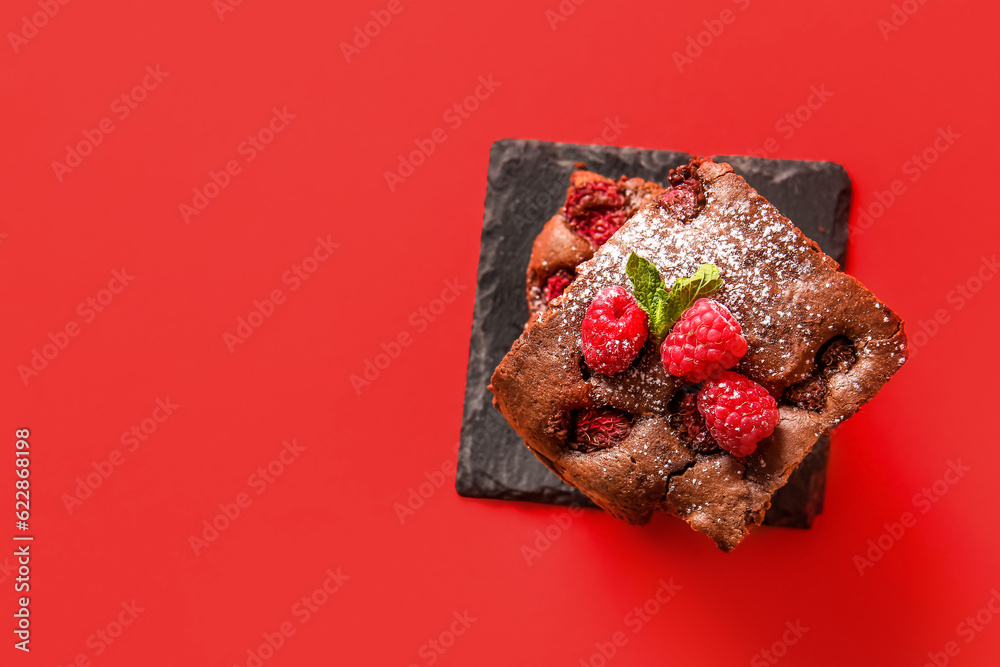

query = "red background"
[{"left": 3, "top": 0, "right": 1000, "bottom": 665}]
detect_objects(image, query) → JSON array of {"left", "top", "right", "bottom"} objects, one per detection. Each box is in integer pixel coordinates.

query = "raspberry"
[
  {"left": 570, "top": 407, "right": 633, "bottom": 452},
  {"left": 697, "top": 372, "right": 780, "bottom": 457},
  {"left": 661, "top": 298, "right": 747, "bottom": 383},
  {"left": 543, "top": 269, "right": 574, "bottom": 303},
  {"left": 563, "top": 181, "right": 627, "bottom": 247},
  {"left": 670, "top": 392, "right": 719, "bottom": 453},
  {"left": 660, "top": 178, "right": 706, "bottom": 221},
  {"left": 581, "top": 286, "right": 649, "bottom": 375}
]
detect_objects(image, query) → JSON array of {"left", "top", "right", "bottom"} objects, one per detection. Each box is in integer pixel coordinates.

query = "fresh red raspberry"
[
  {"left": 661, "top": 298, "right": 747, "bottom": 383},
  {"left": 697, "top": 371, "right": 780, "bottom": 457},
  {"left": 581, "top": 286, "right": 648, "bottom": 375},
  {"left": 571, "top": 407, "right": 633, "bottom": 452},
  {"left": 543, "top": 269, "right": 574, "bottom": 303},
  {"left": 563, "top": 181, "right": 627, "bottom": 247}
]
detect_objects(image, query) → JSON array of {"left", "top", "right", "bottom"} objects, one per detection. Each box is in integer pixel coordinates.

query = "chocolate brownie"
[
  {"left": 524, "top": 164, "right": 831, "bottom": 528},
  {"left": 527, "top": 170, "right": 665, "bottom": 317},
  {"left": 490, "top": 158, "right": 907, "bottom": 551}
]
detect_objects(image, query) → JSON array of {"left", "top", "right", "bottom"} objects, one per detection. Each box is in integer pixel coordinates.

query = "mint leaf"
[
  {"left": 625, "top": 252, "right": 664, "bottom": 318},
  {"left": 661, "top": 263, "right": 725, "bottom": 333},
  {"left": 649, "top": 285, "right": 671, "bottom": 338},
  {"left": 625, "top": 254, "right": 724, "bottom": 340}
]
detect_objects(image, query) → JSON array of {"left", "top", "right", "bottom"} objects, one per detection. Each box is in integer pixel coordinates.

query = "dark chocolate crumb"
[
  {"left": 784, "top": 375, "right": 828, "bottom": 412},
  {"left": 667, "top": 157, "right": 705, "bottom": 186},
  {"left": 819, "top": 336, "right": 858, "bottom": 374}
]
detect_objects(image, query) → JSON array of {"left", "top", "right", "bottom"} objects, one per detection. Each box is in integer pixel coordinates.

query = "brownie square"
[{"left": 488, "top": 159, "right": 906, "bottom": 550}]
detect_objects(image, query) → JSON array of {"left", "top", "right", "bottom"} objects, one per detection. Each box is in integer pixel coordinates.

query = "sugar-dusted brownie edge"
[
  {"left": 488, "top": 158, "right": 907, "bottom": 550},
  {"left": 457, "top": 140, "right": 852, "bottom": 529}
]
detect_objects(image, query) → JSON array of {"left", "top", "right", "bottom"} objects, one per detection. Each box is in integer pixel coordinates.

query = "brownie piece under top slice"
[
  {"left": 526, "top": 170, "right": 665, "bottom": 317},
  {"left": 490, "top": 158, "right": 907, "bottom": 551}
]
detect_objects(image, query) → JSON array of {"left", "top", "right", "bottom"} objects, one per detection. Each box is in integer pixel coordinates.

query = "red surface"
[{"left": 3, "top": 1, "right": 999, "bottom": 665}]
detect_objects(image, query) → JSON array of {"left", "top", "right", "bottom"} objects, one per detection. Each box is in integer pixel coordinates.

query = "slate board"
[{"left": 456, "top": 139, "right": 850, "bottom": 528}]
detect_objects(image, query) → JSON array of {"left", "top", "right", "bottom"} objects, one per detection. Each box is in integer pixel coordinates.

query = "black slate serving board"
[{"left": 457, "top": 139, "right": 850, "bottom": 528}]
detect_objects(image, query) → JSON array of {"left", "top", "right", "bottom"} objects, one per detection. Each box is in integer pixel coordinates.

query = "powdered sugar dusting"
[{"left": 557, "top": 175, "right": 904, "bottom": 396}]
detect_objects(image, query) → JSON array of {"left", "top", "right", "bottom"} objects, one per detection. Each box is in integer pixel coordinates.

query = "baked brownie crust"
[{"left": 492, "top": 159, "right": 907, "bottom": 550}]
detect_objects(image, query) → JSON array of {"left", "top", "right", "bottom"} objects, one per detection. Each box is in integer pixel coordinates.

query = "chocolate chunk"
[
  {"left": 820, "top": 336, "right": 859, "bottom": 374},
  {"left": 784, "top": 374, "right": 829, "bottom": 412}
]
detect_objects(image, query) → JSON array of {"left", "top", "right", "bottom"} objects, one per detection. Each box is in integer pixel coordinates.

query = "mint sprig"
[{"left": 625, "top": 253, "right": 724, "bottom": 340}]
